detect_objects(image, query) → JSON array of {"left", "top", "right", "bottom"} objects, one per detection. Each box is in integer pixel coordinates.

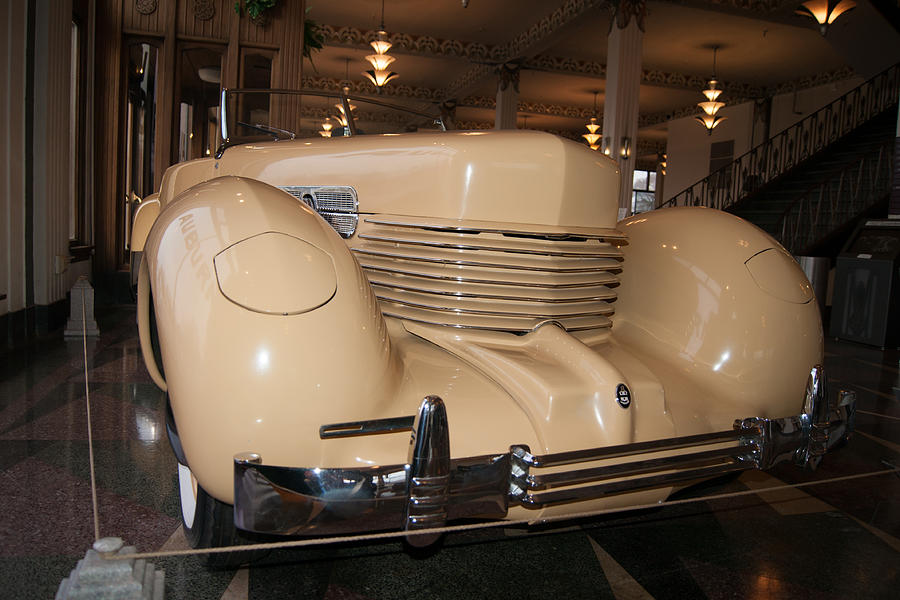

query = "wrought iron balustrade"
[
  {"left": 777, "top": 140, "right": 893, "bottom": 255},
  {"left": 660, "top": 63, "right": 899, "bottom": 211}
]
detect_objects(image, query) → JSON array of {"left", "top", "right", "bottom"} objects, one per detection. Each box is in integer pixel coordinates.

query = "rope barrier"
[
  {"left": 111, "top": 466, "right": 900, "bottom": 561},
  {"left": 81, "top": 288, "right": 101, "bottom": 543}
]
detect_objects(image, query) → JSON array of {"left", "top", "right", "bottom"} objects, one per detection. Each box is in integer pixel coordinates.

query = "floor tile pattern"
[{"left": 1, "top": 308, "right": 898, "bottom": 599}]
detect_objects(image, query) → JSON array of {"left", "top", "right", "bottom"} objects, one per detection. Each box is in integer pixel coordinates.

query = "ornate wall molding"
[
  {"left": 135, "top": 0, "right": 157, "bottom": 15},
  {"left": 192, "top": 0, "right": 215, "bottom": 21},
  {"left": 612, "top": 0, "right": 647, "bottom": 32}
]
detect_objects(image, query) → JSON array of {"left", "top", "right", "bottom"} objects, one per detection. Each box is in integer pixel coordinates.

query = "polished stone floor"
[{"left": 1, "top": 307, "right": 898, "bottom": 599}]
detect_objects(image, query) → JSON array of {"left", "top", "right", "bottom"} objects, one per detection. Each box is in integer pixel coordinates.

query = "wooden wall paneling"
[
  {"left": 271, "top": 0, "right": 304, "bottom": 134},
  {"left": 154, "top": 0, "right": 177, "bottom": 192},
  {"left": 123, "top": 0, "right": 165, "bottom": 34},
  {"left": 94, "top": 0, "right": 124, "bottom": 275},
  {"left": 224, "top": 1, "right": 240, "bottom": 89},
  {"left": 276, "top": 0, "right": 304, "bottom": 90},
  {"left": 177, "top": 0, "right": 228, "bottom": 42}
]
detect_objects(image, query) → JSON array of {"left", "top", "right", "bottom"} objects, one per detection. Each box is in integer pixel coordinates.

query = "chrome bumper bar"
[{"left": 233, "top": 367, "right": 855, "bottom": 542}]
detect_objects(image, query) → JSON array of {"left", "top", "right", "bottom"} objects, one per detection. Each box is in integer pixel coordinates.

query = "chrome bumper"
[{"left": 233, "top": 367, "right": 855, "bottom": 542}]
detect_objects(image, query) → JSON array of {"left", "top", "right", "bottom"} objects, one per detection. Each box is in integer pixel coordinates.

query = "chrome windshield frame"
[{"left": 215, "top": 88, "right": 445, "bottom": 159}]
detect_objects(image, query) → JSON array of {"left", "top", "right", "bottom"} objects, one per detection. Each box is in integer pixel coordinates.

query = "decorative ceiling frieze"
[
  {"left": 442, "top": 0, "right": 609, "bottom": 100},
  {"left": 317, "top": 23, "right": 768, "bottom": 94}
]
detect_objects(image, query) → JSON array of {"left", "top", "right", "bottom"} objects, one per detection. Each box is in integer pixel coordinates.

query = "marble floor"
[{"left": 1, "top": 307, "right": 898, "bottom": 599}]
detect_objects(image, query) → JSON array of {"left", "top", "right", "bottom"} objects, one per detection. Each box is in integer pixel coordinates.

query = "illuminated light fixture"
[
  {"left": 363, "top": 1, "right": 398, "bottom": 87},
  {"left": 319, "top": 121, "right": 333, "bottom": 138},
  {"left": 333, "top": 101, "right": 357, "bottom": 127},
  {"left": 619, "top": 136, "right": 631, "bottom": 159},
  {"left": 796, "top": 0, "right": 856, "bottom": 35},
  {"left": 582, "top": 92, "right": 601, "bottom": 150},
  {"left": 695, "top": 46, "right": 726, "bottom": 135},
  {"left": 659, "top": 153, "right": 667, "bottom": 176}
]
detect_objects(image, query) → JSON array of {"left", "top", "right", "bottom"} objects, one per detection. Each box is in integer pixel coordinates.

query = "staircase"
[{"left": 661, "top": 64, "right": 899, "bottom": 255}]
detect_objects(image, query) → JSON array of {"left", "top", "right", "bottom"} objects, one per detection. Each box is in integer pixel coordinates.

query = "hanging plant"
[{"left": 234, "top": 0, "right": 278, "bottom": 22}]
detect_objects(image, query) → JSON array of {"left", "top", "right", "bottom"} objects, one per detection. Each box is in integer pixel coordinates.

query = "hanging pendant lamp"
[
  {"left": 583, "top": 92, "right": 601, "bottom": 150},
  {"left": 363, "top": 1, "right": 398, "bottom": 87},
  {"left": 695, "top": 46, "right": 726, "bottom": 134}
]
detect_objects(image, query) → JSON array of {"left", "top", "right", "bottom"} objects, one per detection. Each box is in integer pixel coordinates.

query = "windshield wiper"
[{"left": 236, "top": 121, "right": 296, "bottom": 141}]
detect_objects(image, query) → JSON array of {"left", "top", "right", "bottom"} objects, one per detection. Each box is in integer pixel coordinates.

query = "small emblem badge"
[{"left": 616, "top": 384, "right": 632, "bottom": 409}]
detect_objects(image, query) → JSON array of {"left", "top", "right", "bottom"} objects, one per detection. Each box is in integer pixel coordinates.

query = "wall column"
[
  {"left": 602, "top": 1, "right": 644, "bottom": 217},
  {"left": 494, "top": 63, "right": 520, "bottom": 130}
]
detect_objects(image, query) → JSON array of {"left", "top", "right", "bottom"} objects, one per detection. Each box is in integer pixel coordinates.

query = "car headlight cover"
[
  {"left": 214, "top": 232, "right": 337, "bottom": 315},
  {"left": 744, "top": 248, "right": 814, "bottom": 304}
]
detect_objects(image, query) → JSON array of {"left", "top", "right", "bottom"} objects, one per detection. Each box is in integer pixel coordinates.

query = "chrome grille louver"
[
  {"left": 351, "top": 216, "right": 626, "bottom": 333},
  {"left": 280, "top": 186, "right": 359, "bottom": 238}
]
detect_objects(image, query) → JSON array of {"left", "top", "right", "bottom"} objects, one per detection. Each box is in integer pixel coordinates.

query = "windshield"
[{"left": 217, "top": 88, "right": 445, "bottom": 157}]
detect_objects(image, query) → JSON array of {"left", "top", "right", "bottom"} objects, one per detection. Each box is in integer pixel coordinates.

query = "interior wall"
[
  {"left": 769, "top": 77, "right": 864, "bottom": 136},
  {"left": 1, "top": 2, "right": 29, "bottom": 320},
  {"left": 32, "top": 0, "right": 73, "bottom": 308},
  {"left": 664, "top": 101, "right": 753, "bottom": 201},
  {"left": 663, "top": 75, "right": 869, "bottom": 203}
]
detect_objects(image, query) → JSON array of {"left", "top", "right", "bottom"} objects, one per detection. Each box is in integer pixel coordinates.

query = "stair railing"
[
  {"left": 776, "top": 139, "right": 893, "bottom": 254},
  {"left": 660, "top": 63, "right": 899, "bottom": 210}
]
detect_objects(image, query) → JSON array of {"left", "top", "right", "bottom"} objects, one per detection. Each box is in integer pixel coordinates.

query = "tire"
[{"left": 177, "top": 463, "right": 267, "bottom": 568}]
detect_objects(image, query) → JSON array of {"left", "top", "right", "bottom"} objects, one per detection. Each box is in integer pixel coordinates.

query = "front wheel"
[{"left": 177, "top": 463, "right": 266, "bottom": 568}]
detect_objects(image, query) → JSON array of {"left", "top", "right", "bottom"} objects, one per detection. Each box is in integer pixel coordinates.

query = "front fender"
[
  {"left": 612, "top": 207, "right": 822, "bottom": 431},
  {"left": 143, "top": 176, "right": 397, "bottom": 502}
]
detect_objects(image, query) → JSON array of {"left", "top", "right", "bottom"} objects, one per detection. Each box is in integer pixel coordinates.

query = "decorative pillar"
[
  {"left": 495, "top": 63, "right": 520, "bottom": 130},
  {"left": 602, "top": 0, "right": 645, "bottom": 218}
]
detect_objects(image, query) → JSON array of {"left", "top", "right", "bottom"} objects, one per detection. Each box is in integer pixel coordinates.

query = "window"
[{"left": 631, "top": 169, "right": 657, "bottom": 214}]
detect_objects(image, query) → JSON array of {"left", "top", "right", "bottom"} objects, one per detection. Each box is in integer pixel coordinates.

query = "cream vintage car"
[{"left": 131, "top": 90, "right": 855, "bottom": 565}]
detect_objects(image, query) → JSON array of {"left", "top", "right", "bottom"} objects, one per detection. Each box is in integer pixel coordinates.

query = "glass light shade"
[
  {"left": 334, "top": 102, "right": 357, "bottom": 115},
  {"left": 370, "top": 39, "right": 393, "bottom": 54},
  {"left": 319, "top": 130, "right": 332, "bottom": 137},
  {"left": 585, "top": 118, "right": 600, "bottom": 134},
  {"left": 365, "top": 53, "right": 396, "bottom": 71},
  {"left": 589, "top": 144, "right": 599, "bottom": 151},
  {"left": 321, "top": 122, "right": 333, "bottom": 132},
  {"left": 796, "top": 0, "right": 856, "bottom": 28},
  {"left": 364, "top": 70, "right": 399, "bottom": 87},
  {"left": 702, "top": 84, "right": 722, "bottom": 102},
  {"left": 698, "top": 101, "right": 725, "bottom": 116},
  {"left": 695, "top": 114, "right": 727, "bottom": 133},
  {"left": 583, "top": 132, "right": 601, "bottom": 145}
]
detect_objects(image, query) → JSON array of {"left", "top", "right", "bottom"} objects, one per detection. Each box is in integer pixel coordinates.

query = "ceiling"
[{"left": 297, "top": 0, "right": 897, "bottom": 162}]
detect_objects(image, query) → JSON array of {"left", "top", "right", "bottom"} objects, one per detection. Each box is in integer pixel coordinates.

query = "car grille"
[
  {"left": 280, "top": 185, "right": 358, "bottom": 238},
  {"left": 350, "top": 216, "right": 626, "bottom": 333}
]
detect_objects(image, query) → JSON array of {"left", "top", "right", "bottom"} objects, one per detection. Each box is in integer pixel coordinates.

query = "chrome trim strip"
[
  {"left": 351, "top": 248, "right": 621, "bottom": 273},
  {"left": 358, "top": 233, "right": 623, "bottom": 258},
  {"left": 513, "top": 429, "right": 745, "bottom": 468},
  {"left": 319, "top": 415, "right": 415, "bottom": 439},
  {"left": 523, "top": 445, "right": 756, "bottom": 491}
]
